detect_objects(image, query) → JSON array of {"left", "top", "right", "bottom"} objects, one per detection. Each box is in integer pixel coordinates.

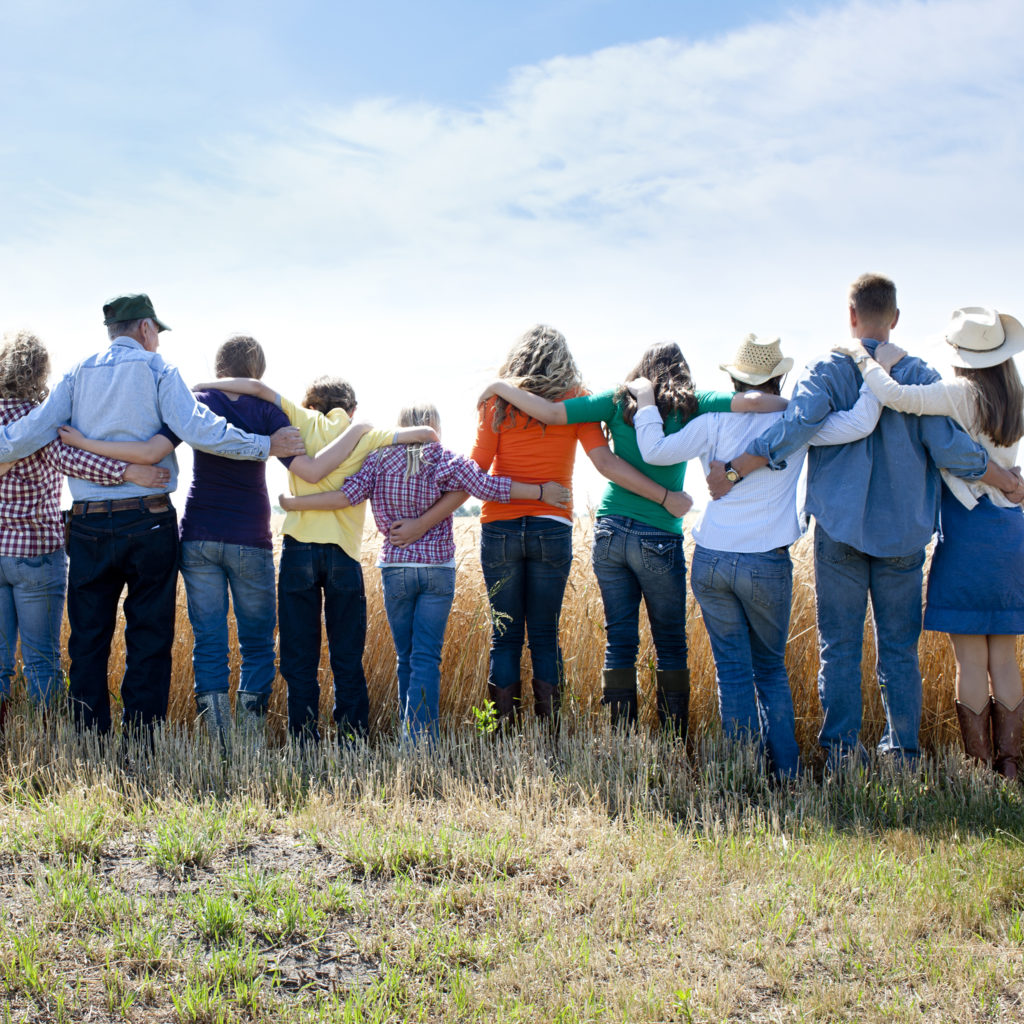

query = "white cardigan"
[{"left": 861, "top": 361, "right": 1018, "bottom": 510}]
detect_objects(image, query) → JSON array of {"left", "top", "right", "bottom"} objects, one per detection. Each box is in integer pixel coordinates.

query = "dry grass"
[
  {"left": 60, "top": 518, "right": 979, "bottom": 752},
  {"left": 0, "top": 713, "right": 1021, "bottom": 1023}
]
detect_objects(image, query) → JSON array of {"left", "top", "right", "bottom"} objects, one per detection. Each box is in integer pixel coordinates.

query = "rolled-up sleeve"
[{"left": 437, "top": 450, "right": 512, "bottom": 502}]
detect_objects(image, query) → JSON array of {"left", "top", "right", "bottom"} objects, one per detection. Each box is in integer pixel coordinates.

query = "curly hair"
[
  {"left": 492, "top": 324, "right": 582, "bottom": 431},
  {"left": 0, "top": 330, "right": 50, "bottom": 403},
  {"left": 613, "top": 342, "right": 698, "bottom": 426},
  {"left": 215, "top": 335, "right": 266, "bottom": 380},
  {"left": 302, "top": 376, "right": 356, "bottom": 416}
]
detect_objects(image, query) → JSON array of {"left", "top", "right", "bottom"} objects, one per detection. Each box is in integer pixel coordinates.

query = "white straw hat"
[
  {"left": 720, "top": 334, "right": 793, "bottom": 386},
  {"left": 945, "top": 307, "right": 1024, "bottom": 369}
]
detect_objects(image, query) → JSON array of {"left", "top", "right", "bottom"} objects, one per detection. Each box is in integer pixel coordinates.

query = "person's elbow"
[
  {"left": 587, "top": 446, "right": 615, "bottom": 475},
  {"left": 288, "top": 458, "right": 324, "bottom": 484}
]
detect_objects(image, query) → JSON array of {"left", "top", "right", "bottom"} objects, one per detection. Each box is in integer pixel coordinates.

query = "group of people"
[{"left": 0, "top": 276, "right": 1022, "bottom": 782}]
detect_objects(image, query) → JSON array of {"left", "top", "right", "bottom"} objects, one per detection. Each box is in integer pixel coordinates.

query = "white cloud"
[{"left": 2, "top": 0, "right": 1023, "bottom": 498}]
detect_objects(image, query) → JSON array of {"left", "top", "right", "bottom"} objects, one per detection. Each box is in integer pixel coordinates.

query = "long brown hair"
[
  {"left": 492, "top": 325, "right": 582, "bottom": 431},
  {"left": 955, "top": 360, "right": 1024, "bottom": 447},
  {"left": 614, "top": 342, "right": 699, "bottom": 427}
]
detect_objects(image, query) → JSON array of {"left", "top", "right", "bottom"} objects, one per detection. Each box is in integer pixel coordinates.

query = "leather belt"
[{"left": 70, "top": 495, "right": 172, "bottom": 516}]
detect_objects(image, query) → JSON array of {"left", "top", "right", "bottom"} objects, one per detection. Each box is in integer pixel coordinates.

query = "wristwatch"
[
  {"left": 854, "top": 350, "right": 869, "bottom": 367},
  {"left": 724, "top": 462, "right": 742, "bottom": 484}
]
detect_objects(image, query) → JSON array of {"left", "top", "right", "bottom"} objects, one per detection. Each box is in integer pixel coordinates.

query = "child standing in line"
[
  {"left": 279, "top": 402, "right": 570, "bottom": 744},
  {"left": 194, "top": 373, "right": 437, "bottom": 744}
]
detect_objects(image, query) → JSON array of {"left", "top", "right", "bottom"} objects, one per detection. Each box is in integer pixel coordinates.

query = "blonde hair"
[
  {"left": 492, "top": 324, "right": 582, "bottom": 431},
  {"left": 398, "top": 402, "right": 440, "bottom": 477},
  {"left": 0, "top": 330, "right": 50, "bottom": 403}
]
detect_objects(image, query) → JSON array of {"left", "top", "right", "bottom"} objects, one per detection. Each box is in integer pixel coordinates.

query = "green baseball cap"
[{"left": 102, "top": 293, "right": 171, "bottom": 332}]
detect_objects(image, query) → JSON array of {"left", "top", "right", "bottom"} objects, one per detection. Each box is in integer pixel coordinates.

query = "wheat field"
[{"left": 63, "top": 517, "right": 969, "bottom": 753}]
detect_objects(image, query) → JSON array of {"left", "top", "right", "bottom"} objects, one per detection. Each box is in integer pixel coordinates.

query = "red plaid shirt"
[
  {"left": 0, "top": 399, "right": 128, "bottom": 557},
  {"left": 341, "top": 443, "right": 512, "bottom": 564}
]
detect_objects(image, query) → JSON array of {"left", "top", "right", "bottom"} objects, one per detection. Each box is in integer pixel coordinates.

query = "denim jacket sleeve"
[
  {"left": 746, "top": 361, "right": 842, "bottom": 469},
  {"left": 157, "top": 366, "right": 269, "bottom": 460},
  {"left": 0, "top": 375, "right": 72, "bottom": 460}
]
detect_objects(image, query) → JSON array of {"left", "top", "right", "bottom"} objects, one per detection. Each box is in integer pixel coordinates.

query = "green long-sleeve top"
[{"left": 562, "top": 388, "right": 733, "bottom": 534}]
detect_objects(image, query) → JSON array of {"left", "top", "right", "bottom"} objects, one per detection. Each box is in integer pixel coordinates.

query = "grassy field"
[
  {"left": 2, "top": 517, "right": 1018, "bottom": 1022},
  {"left": 0, "top": 714, "right": 1021, "bottom": 1023}
]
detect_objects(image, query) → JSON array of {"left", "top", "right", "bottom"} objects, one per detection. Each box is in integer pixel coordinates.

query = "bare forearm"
[
  {"left": 481, "top": 381, "right": 566, "bottom": 424},
  {"left": 195, "top": 377, "right": 277, "bottom": 403},
  {"left": 280, "top": 490, "right": 351, "bottom": 511},
  {"left": 589, "top": 446, "right": 664, "bottom": 502}
]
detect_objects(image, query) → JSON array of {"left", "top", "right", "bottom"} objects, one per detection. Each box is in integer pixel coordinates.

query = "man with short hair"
[
  {"left": 0, "top": 293, "right": 304, "bottom": 734},
  {"left": 707, "top": 274, "right": 1024, "bottom": 766}
]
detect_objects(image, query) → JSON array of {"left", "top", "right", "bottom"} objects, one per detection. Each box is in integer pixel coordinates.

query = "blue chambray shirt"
[
  {"left": 0, "top": 337, "right": 271, "bottom": 501},
  {"left": 746, "top": 339, "right": 988, "bottom": 558}
]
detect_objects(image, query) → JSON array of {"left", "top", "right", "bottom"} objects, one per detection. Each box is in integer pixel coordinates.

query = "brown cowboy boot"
[
  {"left": 531, "top": 678, "right": 561, "bottom": 733},
  {"left": 487, "top": 680, "right": 521, "bottom": 734},
  {"left": 656, "top": 668, "right": 690, "bottom": 739},
  {"left": 991, "top": 696, "right": 1023, "bottom": 782},
  {"left": 601, "top": 668, "right": 638, "bottom": 729},
  {"left": 954, "top": 699, "right": 993, "bottom": 767}
]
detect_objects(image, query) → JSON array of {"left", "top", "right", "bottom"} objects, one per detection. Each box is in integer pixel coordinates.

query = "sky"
[{"left": 1, "top": 0, "right": 1023, "bottom": 506}]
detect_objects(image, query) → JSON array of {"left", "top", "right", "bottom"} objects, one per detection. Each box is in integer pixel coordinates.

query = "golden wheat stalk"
[{"left": 54, "top": 519, "right": 979, "bottom": 751}]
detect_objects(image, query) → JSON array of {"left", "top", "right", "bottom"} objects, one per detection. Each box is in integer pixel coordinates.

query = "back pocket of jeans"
[
  {"left": 640, "top": 538, "right": 677, "bottom": 575},
  {"left": 751, "top": 567, "right": 791, "bottom": 610}
]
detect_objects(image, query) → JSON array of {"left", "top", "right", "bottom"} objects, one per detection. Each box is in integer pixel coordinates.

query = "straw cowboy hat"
[
  {"left": 720, "top": 333, "right": 794, "bottom": 386},
  {"left": 945, "top": 307, "right": 1024, "bottom": 369}
]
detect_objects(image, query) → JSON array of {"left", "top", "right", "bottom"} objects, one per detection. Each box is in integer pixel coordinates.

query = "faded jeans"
[
  {"left": 690, "top": 545, "right": 800, "bottom": 778},
  {"left": 381, "top": 565, "right": 456, "bottom": 744},
  {"left": 0, "top": 549, "right": 67, "bottom": 705},
  {"left": 179, "top": 540, "right": 276, "bottom": 705},
  {"left": 813, "top": 526, "right": 925, "bottom": 762},
  {"left": 591, "top": 515, "right": 687, "bottom": 671}
]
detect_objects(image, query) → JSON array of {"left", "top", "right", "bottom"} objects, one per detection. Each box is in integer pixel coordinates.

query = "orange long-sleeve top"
[{"left": 470, "top": 393, "right": 607, "bottom": 523}]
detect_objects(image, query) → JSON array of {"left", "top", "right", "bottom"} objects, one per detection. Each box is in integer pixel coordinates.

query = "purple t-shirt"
[{"left": 177, "top": 391, "right": 293, "bottom": 549}]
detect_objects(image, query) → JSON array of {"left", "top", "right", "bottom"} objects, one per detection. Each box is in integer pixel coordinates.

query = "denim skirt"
[{"left": 925, "top": 485, "right": 1024, "bottom": 634}]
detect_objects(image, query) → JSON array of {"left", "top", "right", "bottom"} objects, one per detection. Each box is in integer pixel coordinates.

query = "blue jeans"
[
  {"left": 381, "top": 565, "right": 456, "bottom": 743},
  {"left": 480, "top": 518, "right": 572, "bottom": 690},
  {"left": 67, "top": 504, "right": 179, "bottom": 733},
  {"left": 180, "top": 540, "right": 276, "bottom": 704},
  {"left": 813, "top": 526, "right": 925, "bottom": 761},
  {"left": 0, "top": 549, "right": 67, "bottom": 705},
  {"left": 277, "top": 537, "right": 368, "bottom": 742},
  {"left": 690, "top": 545, "right": 800, "bottom": 778},
  {"left": 592, "top": 516, "right": 687, "bottom": 671}
]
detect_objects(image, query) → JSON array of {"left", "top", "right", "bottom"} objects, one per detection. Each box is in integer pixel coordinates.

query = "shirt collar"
[
  {"left": 111, "top": 336, "right": 144, "bottom": 351},
  {"left": 862, "top": 338, "right": 882, "bottom": 355}
]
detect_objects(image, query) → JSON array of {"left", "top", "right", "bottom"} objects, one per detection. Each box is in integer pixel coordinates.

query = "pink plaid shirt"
[
  {"left": 0, "top": 399, "right": 128, "bottom": 558},
  {"left": 341, "top": 443, "right": 512, "bottom": 564}
]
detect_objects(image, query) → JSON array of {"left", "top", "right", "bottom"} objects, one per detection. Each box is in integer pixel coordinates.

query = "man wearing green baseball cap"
[{"left": 0, "top": 293, "right": 305, "bottom": 736}]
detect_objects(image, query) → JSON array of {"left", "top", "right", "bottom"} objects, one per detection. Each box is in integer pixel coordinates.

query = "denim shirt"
[
  {"left": 0, "top": 337, "right": 271, "bottom": 500},
  {"left": 746, "top": 339, "right": 988, "bottom": 557}
]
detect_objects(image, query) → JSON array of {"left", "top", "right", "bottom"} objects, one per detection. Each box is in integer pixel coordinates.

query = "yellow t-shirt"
[{"left": 279, "top": 396, "right": 394, "bottom": 560}]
